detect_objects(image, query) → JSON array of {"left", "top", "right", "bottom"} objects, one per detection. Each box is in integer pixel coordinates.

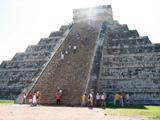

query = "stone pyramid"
[{"left": 0, "top": 5, "right": 159, "bottom": 105}]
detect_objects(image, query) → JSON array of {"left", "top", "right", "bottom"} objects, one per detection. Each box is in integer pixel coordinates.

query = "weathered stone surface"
[
  {"left": 12, "top": 52, "right": 51, "bottom": 61},
  {"left": 38, "top": 37, "right": 60, "bottom": 45},
  {"left": 25, "top": 44, "right": 56, "bottom": 53},
  {"left": 49, "top": 31, "right": 63, "bottom": 38},
  {"left": 0, "top": 60, "right": 46, "bottom": 69},
  {"left": 0, "top": 25, "right": 69, "bottom": 99},
  {"left": 98, "top": 21, "right": 160, "bottom": 105}
]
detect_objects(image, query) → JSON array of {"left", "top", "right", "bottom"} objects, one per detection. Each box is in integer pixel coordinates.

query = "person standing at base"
[
  {"left": 36, "top": 91, "right": 41, "bottom": 105},
  {"left": 121, "top": 92, "right": 126, "bottom": 105},
  {"left": 28, "top": 93, "right": 33, "bottom": 104},
  {"left": 22, "top": 93, "right": 26, "bottom": 104},
  {"left": 87, "top": 94, "right": 91, "bottom": 107},
  {"left": 55, "top": 92, "right": 61, "bottom": 105},
  {"left": 125, "top": 93, "right": 130, "bottom": 105},
  {"left": 120, "top": 93, "right": 124, "bottom": 107},
  {"left": 114, "top": 93, "right": 121, "bottom": 106},
  {"left": 88, "top": 93, "right": 93, "bottom": 108},
  {"left": 95, "top": 92, "right": 100, "bottom": 107},
  {"left": 81, "top": 93, "right": 87, "bottom": 107},
  {"left": 101, "top": 93, "right": 106, "bottom": 108},
  {"left": 32, "top": 92, "right": 37, "bottom": 106}
]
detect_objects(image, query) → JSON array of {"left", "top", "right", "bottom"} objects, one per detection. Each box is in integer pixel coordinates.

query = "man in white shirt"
[
  {"left": 101, "top": 92, "right": 106, "bottom": 107},
  {"left": 96, "top": 92, "right": 100, "bottom": 107}
]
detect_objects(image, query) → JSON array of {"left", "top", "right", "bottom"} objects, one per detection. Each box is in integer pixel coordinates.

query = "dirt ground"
[{"left": 0, "top": 104, "right": 147, "bottom": 120}]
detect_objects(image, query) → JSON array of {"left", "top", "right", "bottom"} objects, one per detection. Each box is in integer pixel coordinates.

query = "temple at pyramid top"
[{"left": 73, "top": 5, "right": 113, "bottom": 23}]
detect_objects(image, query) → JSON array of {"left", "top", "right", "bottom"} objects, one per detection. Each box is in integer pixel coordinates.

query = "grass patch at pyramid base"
[{"left": 105, "top": 105, "right": 160, "bottom": 120}]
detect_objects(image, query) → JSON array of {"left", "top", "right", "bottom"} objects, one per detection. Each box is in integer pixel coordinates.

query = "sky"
[{"left": 0, "top": 0, "right": 160, "bottom": 63}]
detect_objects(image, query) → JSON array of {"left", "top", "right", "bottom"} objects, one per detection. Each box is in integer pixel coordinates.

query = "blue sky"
[{"left": 0, "top": 0, "right": 160, "bottom": 63}]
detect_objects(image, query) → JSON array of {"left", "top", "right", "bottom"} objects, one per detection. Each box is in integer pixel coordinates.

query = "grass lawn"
[
  {"left": 0, "top": 100, "right": 15, "bottom": 104},
  {"left": 105, "top": 105, "right": 160, "bottom": 120}
]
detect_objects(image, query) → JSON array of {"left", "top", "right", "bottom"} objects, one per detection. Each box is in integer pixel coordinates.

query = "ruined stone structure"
[
  {"left": 0, "top": 5, "right": 160, "bottom": 105},
  {"left": 73, "top": 5, "right": 113, "bottom": 23}
]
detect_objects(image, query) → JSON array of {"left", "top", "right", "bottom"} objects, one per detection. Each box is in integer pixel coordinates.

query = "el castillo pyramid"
[{"left": 0, "top": 5, "right": 160, "bottom": 105}]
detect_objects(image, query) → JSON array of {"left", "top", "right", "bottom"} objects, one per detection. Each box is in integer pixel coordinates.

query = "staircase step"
[
  {"left": 106, "top": 36, "right": 151, "bottom": 47},
  {"left": 105, "top": 43, "right": 160, "bottom": 54},
  {"left": 25, "top": 44, "right": 56, "bottom": 53},
  {"left": 38, "top": 37, "right": 61, "bottom": 45},
  {"left": 12, "top": 52, "right": 51, "bottom": 61}
]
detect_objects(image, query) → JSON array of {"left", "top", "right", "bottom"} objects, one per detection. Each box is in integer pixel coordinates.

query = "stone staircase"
[
  {"left": 98, "top": 21, "right": 160, "bottom": 104},
  {"left": 0, "top": 25, "right": 71, "bottom": 100},
  {"left": 28, "top": 22, "right": 100, "bottom": 105}
]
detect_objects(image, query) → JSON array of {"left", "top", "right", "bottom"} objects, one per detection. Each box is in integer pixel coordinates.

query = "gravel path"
[{"left": 0, "top": 104, "right": 147, "bottom": 120}]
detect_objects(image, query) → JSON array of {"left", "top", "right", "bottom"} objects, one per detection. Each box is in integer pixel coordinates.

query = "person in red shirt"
[
  {"left": 28, "top": 93, "right": 33, "bottom": 104},
  {"left": 55, "top": 92, "right": 61, "bottom": 105}
]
